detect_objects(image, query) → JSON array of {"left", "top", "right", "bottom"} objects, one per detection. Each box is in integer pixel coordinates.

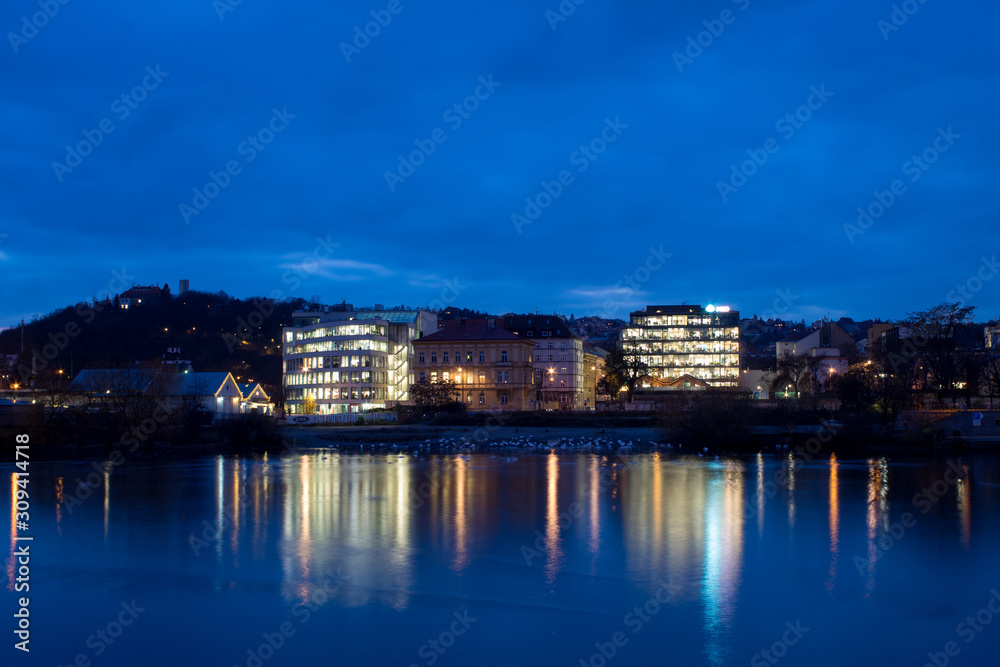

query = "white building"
[{"left": 282, "top": 306, "right": 437, "bottom": 414}]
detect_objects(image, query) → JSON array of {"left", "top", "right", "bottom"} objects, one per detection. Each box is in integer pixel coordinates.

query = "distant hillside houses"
[{"left": 117, "top": 283, "right": 170, "bottom": 309}]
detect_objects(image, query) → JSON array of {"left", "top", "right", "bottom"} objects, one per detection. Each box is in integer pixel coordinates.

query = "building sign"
[{"left": 973, "top": 412, "right": 983, "bottom": 427}]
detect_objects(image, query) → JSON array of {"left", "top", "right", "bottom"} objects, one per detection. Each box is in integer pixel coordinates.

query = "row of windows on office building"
[
  {"left": 285, "top": 338, "right": 389, "bottom": 355},
  {"left": 287, "top": 387, "right": 388, "bottom": 401},
  {"left": 625, "top": 341, "right": 739, "bottom": 354},
  {"left": 623, "top": 327, "right": 740, "bottom": 341},
  {"left": 639, "top": 354, "right": 739, "bottom": 367},
  {"left": 284, "top": 355, "right": 389, "bottom": 373},
  {"left": 287, "top": 324, "right": 388, "bottom": 341},
  {"left": 285, "top": 370, "right": 390, "bottom": 386}
]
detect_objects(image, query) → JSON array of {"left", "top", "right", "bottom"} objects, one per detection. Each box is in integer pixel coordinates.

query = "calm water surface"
[{"left": 5, "top": 450, "right": 1000, "bottom": 666}]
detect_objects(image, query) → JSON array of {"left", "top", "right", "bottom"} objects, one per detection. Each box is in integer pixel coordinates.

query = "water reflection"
[
  {"left": 702, "top": 461, "right": 745, "bottom": 666},
  {"left": 827, "top": 454, "right": 839, "bottom": 593},
  {"left": 864, "top": 457, "right": 890, "bottom": 594},
  {"left": 958, "top": 463, "right": 971, "bottom": 549},
  {"left": 544, "top": 452, "right": 563, "bottom": 585}
]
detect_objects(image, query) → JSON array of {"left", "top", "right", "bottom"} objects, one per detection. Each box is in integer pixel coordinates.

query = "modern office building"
[
  {"left": 412, "top": 319, "right": 535, "bottom": 410},
  {"left": 622, "top": 304, "right": 741, "bottom": 389},
  {"left": 282, "top": 306, "right": 437, "bottom": 414}
]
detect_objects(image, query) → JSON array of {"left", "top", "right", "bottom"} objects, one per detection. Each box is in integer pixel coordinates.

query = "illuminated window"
[{"left": 431, "top": 372, "right": 438, "bottom": 382}]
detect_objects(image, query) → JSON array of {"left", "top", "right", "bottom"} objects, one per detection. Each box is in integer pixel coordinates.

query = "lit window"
[
  {"left": 430, "top": 372, "right": 438, "bottom": 382},
  {"left": 443, "top": 371, "right": 450, "bottom": 381}
]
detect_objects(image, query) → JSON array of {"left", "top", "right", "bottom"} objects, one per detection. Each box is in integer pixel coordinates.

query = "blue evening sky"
[{"left": 1, "top": 0, "right": 998, "bottom": 326}]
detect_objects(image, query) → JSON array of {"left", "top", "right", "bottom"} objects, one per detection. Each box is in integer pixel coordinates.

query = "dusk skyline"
[{"left": 2, "top": 0, "right": 999, "bottom": 326}]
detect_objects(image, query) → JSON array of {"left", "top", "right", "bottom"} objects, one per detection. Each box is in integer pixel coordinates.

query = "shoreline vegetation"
[{"left": 3, "top": 401, "right": 996, "bottom": 463}]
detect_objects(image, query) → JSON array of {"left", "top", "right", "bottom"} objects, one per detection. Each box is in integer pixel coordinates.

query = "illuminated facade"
[
  {"left": 622, "top": 304, "right": 741, "bottom": 389},
  {"left": 500, "top": 315, "right": 586, "bottom": 409},
  {"left": 283, "top": 308, "right": 437, "bottom": 414},
  {"left": 412, "top": 319, "right": 535, "bottom": 410}
]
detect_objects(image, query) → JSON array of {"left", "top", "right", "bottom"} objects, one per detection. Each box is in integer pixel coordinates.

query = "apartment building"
[{"left": 412, "top": 319, "right": 535, "bottom": 410}]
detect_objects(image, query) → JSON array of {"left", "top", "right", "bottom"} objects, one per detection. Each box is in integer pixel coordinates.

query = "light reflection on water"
[{"left": 5, "top": 451, "right": 1000, "bottom": 666}]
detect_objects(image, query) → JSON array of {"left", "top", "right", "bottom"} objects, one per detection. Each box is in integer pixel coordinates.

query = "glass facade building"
[
  {"left": 622, "top": 305, "right": 741, "bottom": 389},
  {"left": 283, "top": 308, "right": 437, "bottom": 414}
]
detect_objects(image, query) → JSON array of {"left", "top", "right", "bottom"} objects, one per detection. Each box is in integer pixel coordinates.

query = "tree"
[
  {"left": 410, "top": 379, "right": 460, "bottom": 410},
  {"left": 604, "top": 345, "right": 649, "bottom": 403},
  {"left": 904, "top": 303, "right": 976, "bottom": 405},
  {"left": 765, "top": 353, "right": 812, "bottom": 397},
  {"left": 301, "top": 395, "right": 317, "bottom": 415}
]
